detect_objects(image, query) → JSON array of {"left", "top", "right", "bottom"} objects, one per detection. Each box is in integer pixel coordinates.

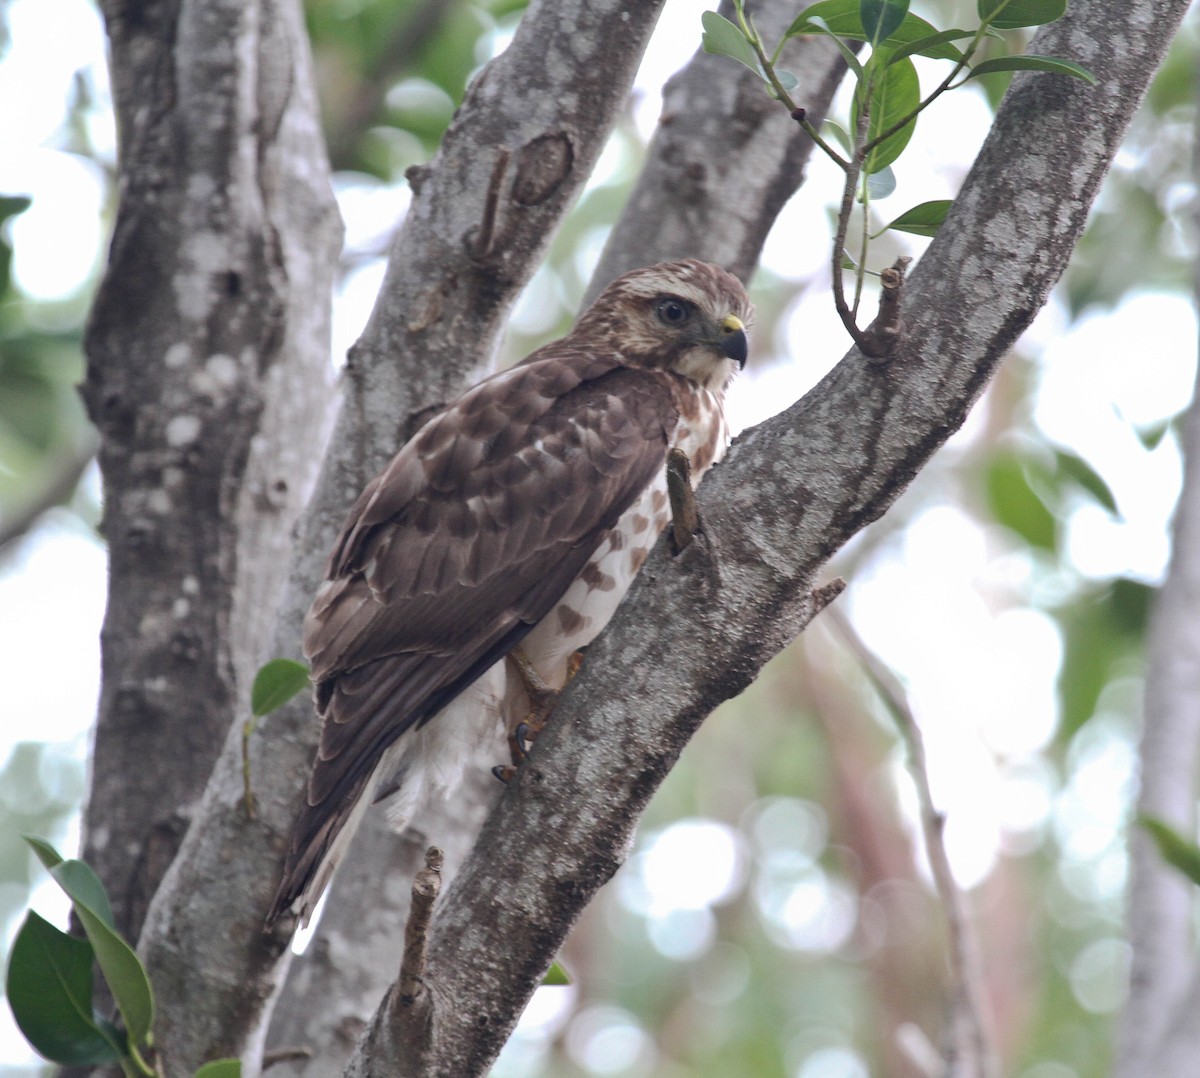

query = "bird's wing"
[{"left": 272, "top": 355, "right": 679, "bottom": 916}]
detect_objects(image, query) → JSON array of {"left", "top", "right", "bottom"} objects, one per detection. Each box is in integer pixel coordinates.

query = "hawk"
[{"left": 269, "top": 259, "right": 752, "bottom": 926}]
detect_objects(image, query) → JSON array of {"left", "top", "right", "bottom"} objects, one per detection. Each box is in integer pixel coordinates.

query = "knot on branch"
[{"left": 859, "top": 256, "right": 911, "bottom": 361}]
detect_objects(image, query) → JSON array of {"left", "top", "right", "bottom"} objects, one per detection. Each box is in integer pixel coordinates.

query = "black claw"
[
  {"left": 492, "top": 764, "right": 516, "bottom": 784},
  {"left": 515, "top": 722, "right": 531, "bottom": 753}
]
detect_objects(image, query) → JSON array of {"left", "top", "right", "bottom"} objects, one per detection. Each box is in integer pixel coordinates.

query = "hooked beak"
[{"left": 718, "top": 314, "right": 748, "bottom": 368}]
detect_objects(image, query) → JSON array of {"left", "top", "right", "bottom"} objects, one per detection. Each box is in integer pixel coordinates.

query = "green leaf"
[
  {"left": 700, "top": 11, "right": 762, "bottom": 76},
  {"left": 860, "top": 0, "right": 909, "bottom": 46},
  {"left": 1054, "top": 579, "right": 1149, "bottom": 739},
  {"left": 1136, "top": 421, "right": 1171, "bottom": 451},
  {"left": 6, "top": 912, "right": 124, "bottom": 1066},
  {"left": 25, "top": 835, "right": 67, "bottom": 872},
  {"left": 978, "top": 0, "right": 1066, "bottom": 30},
  {"left": 52, "top": 860, "right": 116, "bottom": 930},
  {"left": 1055, "top": 451, "right": 1119, "bottom": 515},
  {"left": 251, "top": 658, "right": 312, "bottom": 717},
  {"left": 823, "top": 120, "right": 854, "bottom": 155},
  {"left": 1139, "top": 816, "right": 1200, "bottom": 887},
  {"left": 864, "top": 165, "right": 896, "bottom": 199},
  {"left": 0, "top": 194, "right": 33, "bottom": 225},
  {"left": 805, "top": 16, "right": 865, "bottom": 78},
  {"left": 195, "top": 1060, "right": 243, "bottom": 1078},
  {"left": 542, "top": 960, "right": 572, "bottom": 986},
  {"left": 985, "top": 450, "right": 1057, "bottom": 551},
  {"left": 787, "top": 1, "right": 963, "bottom": 61},
  {"left": 44, "top": 859, "right": 156, "bottom": 1046},
  {"left": 879, "top": 198, "right": 952, "bottom": 237},
  {"left": 883, "top": 28, "right": 977, "bottom": 66},
  {"left": 857, "top": 56, "right": 920, "bottom": 173},
  {"left": 968, "top": 54, "right": 1098, "bottom": 84}
]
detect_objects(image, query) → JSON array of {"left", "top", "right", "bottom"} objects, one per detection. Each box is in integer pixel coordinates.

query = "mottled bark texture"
[
  {"left": 266, "top": 1, "right": 847, "bottom": 1069},
  {"left": 81, "top": 0, "right": 341, "bottom": 945},
  {"left": 343, "top": 0, "right": 1190, "bottom": 1073},
  {"left": 132, "top": 0, "right": 670, "bottom": 1072}
]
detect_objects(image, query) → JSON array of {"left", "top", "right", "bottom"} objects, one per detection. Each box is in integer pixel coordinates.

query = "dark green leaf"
[
  {"left": 880, "top": 199, "right": 952, "bottom": 237},
  {"left": 860, "top": 0, "right": 909, "bottom": 46},
  {"left": 786, "top": 1, "right": 963, "bottom": 61},
  {"left": 1055, "top": 451, "right": 1119, "bottom": 515},
  {"left": 968, "top": 54, "right": 1098, "bottom": 84},
  {"left": 195, "top": 1060, "right": 244, "bottom": 1078},
  {"left": 805, "top": 16, "right": 865, "bottom": 77},
  {"left": 251, "top": 658, "right": 312, "bottom": 717},
  {"left": 1139, "top": 816, "right": 1200, "bottom": 887},
  {"left": 700, "top": 11, "right": 762, "bottom": 76},
  {"left": 857, "top": 56, "right": 920, "bottom": 173},
  {"left": 883, "top": 28, "right": 976, "bottom": 65},
  {"left": 985, "top": 450, "right": 1057, "bottom": 551},
  {"left": 44, "top": 859, "right": 155, "bottom": 1045},
  {"left": 6, "top": 912, "right": 124, "bottom": 1065},
  {"left": 0, "top": 195, "right": 32, "bottom": 225},
  {"left": 977, "top": 0, "right": 1067, "bottom": 30},
  {"left": 1054, "top": 579, "right": 1148, "bottom": 739},
  {"left": 542, "top": 960, "right": 572, "bottom": 986}
]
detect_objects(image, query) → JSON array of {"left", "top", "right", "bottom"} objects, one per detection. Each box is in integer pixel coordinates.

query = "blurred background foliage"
[{"left": 1, "top": 1, "right": 1197, "bottom": 1076}]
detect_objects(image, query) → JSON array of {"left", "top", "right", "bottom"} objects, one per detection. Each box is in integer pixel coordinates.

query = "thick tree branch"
[
  {"left": 134, "top": 1, "right": 670, "bottom": 1071},
  {"left": 345, "top": 0, "right": 1188, "bottom": 1073}
]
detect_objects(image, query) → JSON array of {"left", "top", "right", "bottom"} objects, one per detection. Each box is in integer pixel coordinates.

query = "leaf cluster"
[
  {"left": 701, "top": 0, "right": 1095, "bottom": 352},
  {"left": 6, "top": 838, "right": 240, "bottom": 1077}
]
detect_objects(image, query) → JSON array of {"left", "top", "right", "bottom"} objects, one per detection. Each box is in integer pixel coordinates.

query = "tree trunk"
[{"left": 82, "top": 0, "right": 340, "bottom": 946}]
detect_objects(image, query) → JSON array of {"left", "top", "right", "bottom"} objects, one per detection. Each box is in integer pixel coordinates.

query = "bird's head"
[{"left": 572, "top": 259, "right": 753, "bottom": 393}]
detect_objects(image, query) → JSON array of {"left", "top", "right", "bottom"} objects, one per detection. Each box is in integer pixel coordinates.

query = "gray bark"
[
  {"left": 132, "top": 0, "right": 670, "bottom": 1072},
  {"left": 265, "top": 2, "right": 847, "bottom": 1069},
  {"left": 1114, "top": 79, "right": 1200, "bottom": 1078},
  {"left": 340, "top": 0, "right": 1191, "bottom": 1073},
  {"left": 81, "top": 0, "right": 340, "bottom": 945}
]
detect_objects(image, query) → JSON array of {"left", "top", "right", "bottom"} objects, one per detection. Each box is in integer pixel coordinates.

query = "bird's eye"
[{"left": 656, "top": 297, "right": 691, "bottom": 326}]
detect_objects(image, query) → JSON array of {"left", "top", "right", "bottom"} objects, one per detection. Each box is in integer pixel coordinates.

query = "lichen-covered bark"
[
  {"left": 133, "top": 1, "right": 671, "bottom": 1072},
  {"left": 82, "top": 0, "right": 340, "bottom": 944},
  {"left": 340, "top": 0, "right": 1189, "bottom": 1073}
]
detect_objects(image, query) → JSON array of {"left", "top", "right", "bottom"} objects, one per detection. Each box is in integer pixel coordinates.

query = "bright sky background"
[{"left": 1, "top": 0, "right": 1197, "bottom": 1075}]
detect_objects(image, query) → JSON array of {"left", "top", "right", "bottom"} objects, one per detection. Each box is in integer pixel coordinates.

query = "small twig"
[
  {"left": 262, "top": 1046, "right": 314, "bottom": 1071},
  {"left": 666, "top": 448, "right": 700, "bottom": 555},
  {"left": 398, "top": 846, "right": 445, "bottom": 1005},
  {"left": 828, "top": 606, "right": 999, "bottom": 1078},
  {"left": 467, "top": 148, "right": 511, "bottom": 260},
  {"left": 861, "top": 256, "right": 911, "bottom": 360}
]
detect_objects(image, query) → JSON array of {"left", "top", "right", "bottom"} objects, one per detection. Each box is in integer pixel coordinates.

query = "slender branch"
[
  {"left": 1114, "top": 78, "right": 1200, "bottom": 1075},
  {"left": 0, "top": 434, "right": 97, "bottom": 553},
  {"left": 829, "top": 607, "right": 999, "bottom": 1078}
]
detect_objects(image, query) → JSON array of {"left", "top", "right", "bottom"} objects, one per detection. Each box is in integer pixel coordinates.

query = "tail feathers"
[{"left": 267, "top": 769, "right": 375, "bottom": 929}]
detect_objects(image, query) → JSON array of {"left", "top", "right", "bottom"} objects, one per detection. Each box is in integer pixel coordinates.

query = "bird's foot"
[{"left": 492, "top": 648, "right": 585, "bottom": 782}]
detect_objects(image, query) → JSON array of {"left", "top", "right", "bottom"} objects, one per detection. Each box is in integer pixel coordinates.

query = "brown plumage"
[{"left": 269, "top": 260, "right": 752, "bottom": 925}]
